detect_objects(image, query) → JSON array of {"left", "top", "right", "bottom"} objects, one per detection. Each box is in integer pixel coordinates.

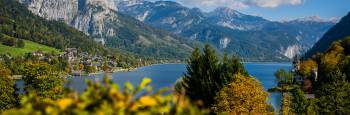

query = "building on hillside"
[
  {"left": 32, "top": 50, "right": 45, "bottom": 60},
  {"left": 65, "top": 48, "right": 77, "bottom": 62},
  {"left": 79, "top": 52, "right": 89, "bottom": 58},
  {"left": 32, "top": 50, "right": 44, "bottom": 57}
]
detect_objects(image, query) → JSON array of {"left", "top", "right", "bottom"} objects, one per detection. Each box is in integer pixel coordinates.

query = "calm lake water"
[
  {"left": 16, "top": 63, "right": 291, "bottom": 110},
  {"left": 65, "top": 63, "right": 291, "bottom": 110}
]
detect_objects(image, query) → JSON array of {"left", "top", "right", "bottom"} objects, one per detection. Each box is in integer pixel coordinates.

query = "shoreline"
[
  {"left": 145, "top": 62, "right": 292, "bottom": 66},
  {"left": 67, "top": 62, "right": 293, "bottom": 77}
]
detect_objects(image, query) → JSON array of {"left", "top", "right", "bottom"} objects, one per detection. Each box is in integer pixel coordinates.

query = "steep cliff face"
[
  {"left": 1, "top": 0, "right": 108, "bottom": 55},
  {"left": 72, "top": 3, "right": 118, "bottom": 44},
  {"left": 282, "top": 44, "right": 302, "bottom": 59},
  {"left": 18, "top": 0, "right": 195, "bottom": 60},
  {"left": 19, "top": 0, "right": 79, "bottom": 23},
  {"left": 19, "top": 0, "right": 118, "bottom": 44}
]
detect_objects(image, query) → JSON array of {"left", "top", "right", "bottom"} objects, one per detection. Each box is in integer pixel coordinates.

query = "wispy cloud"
[{"left": 174, "top": 0, "right": 304, "bottom": 11}]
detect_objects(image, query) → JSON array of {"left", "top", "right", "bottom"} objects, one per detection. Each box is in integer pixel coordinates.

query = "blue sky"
[{"left": 150, "top": 0, "right": 350, "bottom": 21}]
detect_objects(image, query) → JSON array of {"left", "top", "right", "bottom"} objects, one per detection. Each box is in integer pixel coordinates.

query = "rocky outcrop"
[
  {"left": 283, "top": 44, "right": 302, "bottom": 59},
  {"left": 19, "top": 0, "right": 79, "bottom": 23},
  {"left": 19, "top": 0, "right": 118, "bottom": 45}
]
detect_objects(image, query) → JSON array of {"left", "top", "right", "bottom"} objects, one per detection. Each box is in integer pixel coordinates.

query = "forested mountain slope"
[
  {"left": 117, "top": 0, "right": 335, "bottom": 61},
  {"left": 305, "top": 12, "right": 350, "bottom": 58},
  {"left": 0, "top": 0, "right": 108, "bottom": 54},
  {"left": 19, "top": 0, "right": 197, "bottom": 60}
]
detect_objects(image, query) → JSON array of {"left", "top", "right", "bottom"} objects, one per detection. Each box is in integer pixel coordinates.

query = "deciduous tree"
[
  {"left": 0, "top": 63, "right": 17, "bottom": 112},
  {"left": 212, "top": 74, "right": 270, "bottom": 114},
  {"left": 21, "top": 62, "right": 65, "bottom": 99}
]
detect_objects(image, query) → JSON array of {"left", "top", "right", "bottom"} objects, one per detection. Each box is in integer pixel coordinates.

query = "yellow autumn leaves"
[
  {"left": 57, "top": 98, "right": 73, "bottom": 110},
  {"left": 139, "top": 96, "right": 157, "bottom": 106},
  {"left": 2, "top": 77, "right": 207, "bottom": 115},
  {"left": 212, "top": 74, "right": 271, "bottom": 114}
]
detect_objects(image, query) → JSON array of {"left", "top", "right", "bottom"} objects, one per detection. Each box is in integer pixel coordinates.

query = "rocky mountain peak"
[
  {"left": 285, "top": 16, "right": 339, "bottom": 23},
  {"left": 210, "top": 7, "right": 243, "bottom": 18}
]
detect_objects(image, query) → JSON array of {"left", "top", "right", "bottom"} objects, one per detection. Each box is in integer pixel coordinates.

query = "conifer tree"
[
  {"left": 315, "top": 70, "right": 350, "bottom": 114},
  {"left": 179, "top": 44, "right": 248, "bottom": 108},
  {"left": 291, "top": 89, "right": 308, "bottom": 114}
]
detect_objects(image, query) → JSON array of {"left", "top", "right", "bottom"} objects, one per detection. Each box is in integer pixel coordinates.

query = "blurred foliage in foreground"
[{"left": 2, "top": 77, "right": 208, "bottom": 115}]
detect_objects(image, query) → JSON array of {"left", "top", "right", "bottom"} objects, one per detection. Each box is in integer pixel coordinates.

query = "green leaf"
[
  {"left": 139, "top": 77, "right": 152, "bottom": 89},
  {"left": 125, "top": 82, "right": 134, "bottom": 91}
]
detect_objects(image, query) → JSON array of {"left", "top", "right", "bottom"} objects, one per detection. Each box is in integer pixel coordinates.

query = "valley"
[{"left": 1, "top": 0, "right": 350, "bottom": 114}]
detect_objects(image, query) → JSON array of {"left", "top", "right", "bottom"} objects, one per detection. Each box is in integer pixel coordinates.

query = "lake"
[
  {"left": 65, "top": 63, "right": 291, "bottom": 110},
  {"left": 16, "top": 63, "right": 291, "bottom": 110}
]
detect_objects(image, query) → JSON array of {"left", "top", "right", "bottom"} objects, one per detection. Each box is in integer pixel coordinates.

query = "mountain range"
[
  {"left": 17, "top": 0, "right": 337, "bottom": 61},
  {"left": 18, "top": 0, "right": 197, "bottom": 60},
  {"left": 117, "top": 0, "right": 336, "bottom": 61},
  {"left": 305, "top": 12, "right": 350, "bottom": 58}
]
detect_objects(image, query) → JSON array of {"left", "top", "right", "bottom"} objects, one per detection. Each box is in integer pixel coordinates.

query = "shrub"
[{"left": 2, "top": 77, "right": 208, "bottom": 114}]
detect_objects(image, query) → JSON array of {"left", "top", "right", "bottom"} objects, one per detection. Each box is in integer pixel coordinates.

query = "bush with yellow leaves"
[{"left": 2, "top": 76, "right": 208, "bottom": 115}]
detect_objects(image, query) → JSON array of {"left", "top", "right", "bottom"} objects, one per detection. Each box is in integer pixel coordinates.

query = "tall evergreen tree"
[
  {"left": 179, "top": 44, "right": 248, "bottom": 108},
  {"left": 315, "top": 70, "right": 350, "bottom": 114},
  {"left": 219, "top": 54, "right": 248, "bottom": 86},
  {"left": 291, "top": 89, "right": 308, "bottom": 114}
]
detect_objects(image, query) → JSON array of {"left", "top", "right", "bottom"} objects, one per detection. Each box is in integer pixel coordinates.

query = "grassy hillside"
[{"left": 0, "top": 40, "right": 61, "bottom": 56}]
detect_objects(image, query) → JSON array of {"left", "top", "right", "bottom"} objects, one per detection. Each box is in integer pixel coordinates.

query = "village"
[{"left": 0, "top": 48, "right": 136, "bottom": 77}]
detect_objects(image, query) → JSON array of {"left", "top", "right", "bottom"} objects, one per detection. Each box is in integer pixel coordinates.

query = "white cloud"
[{"left": 175, "top": 0, "right": 304, "bottom": 11}]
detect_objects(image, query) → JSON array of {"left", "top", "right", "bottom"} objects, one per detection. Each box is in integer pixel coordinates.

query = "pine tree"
[
  {"left": 219, "top": 54, "right": 248, "bottom": 86},
  {"left": 180, "top": 45, "right": 218, "bottom": 107},
  {"left": 315, "top": 70, "right": 350, "bottom": 114},
  {"left": 179, "top": 44, "right": 248, "bottom": 108},
  {"left": 291, "top": 89, "right": 308, "bottom": 114}
]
